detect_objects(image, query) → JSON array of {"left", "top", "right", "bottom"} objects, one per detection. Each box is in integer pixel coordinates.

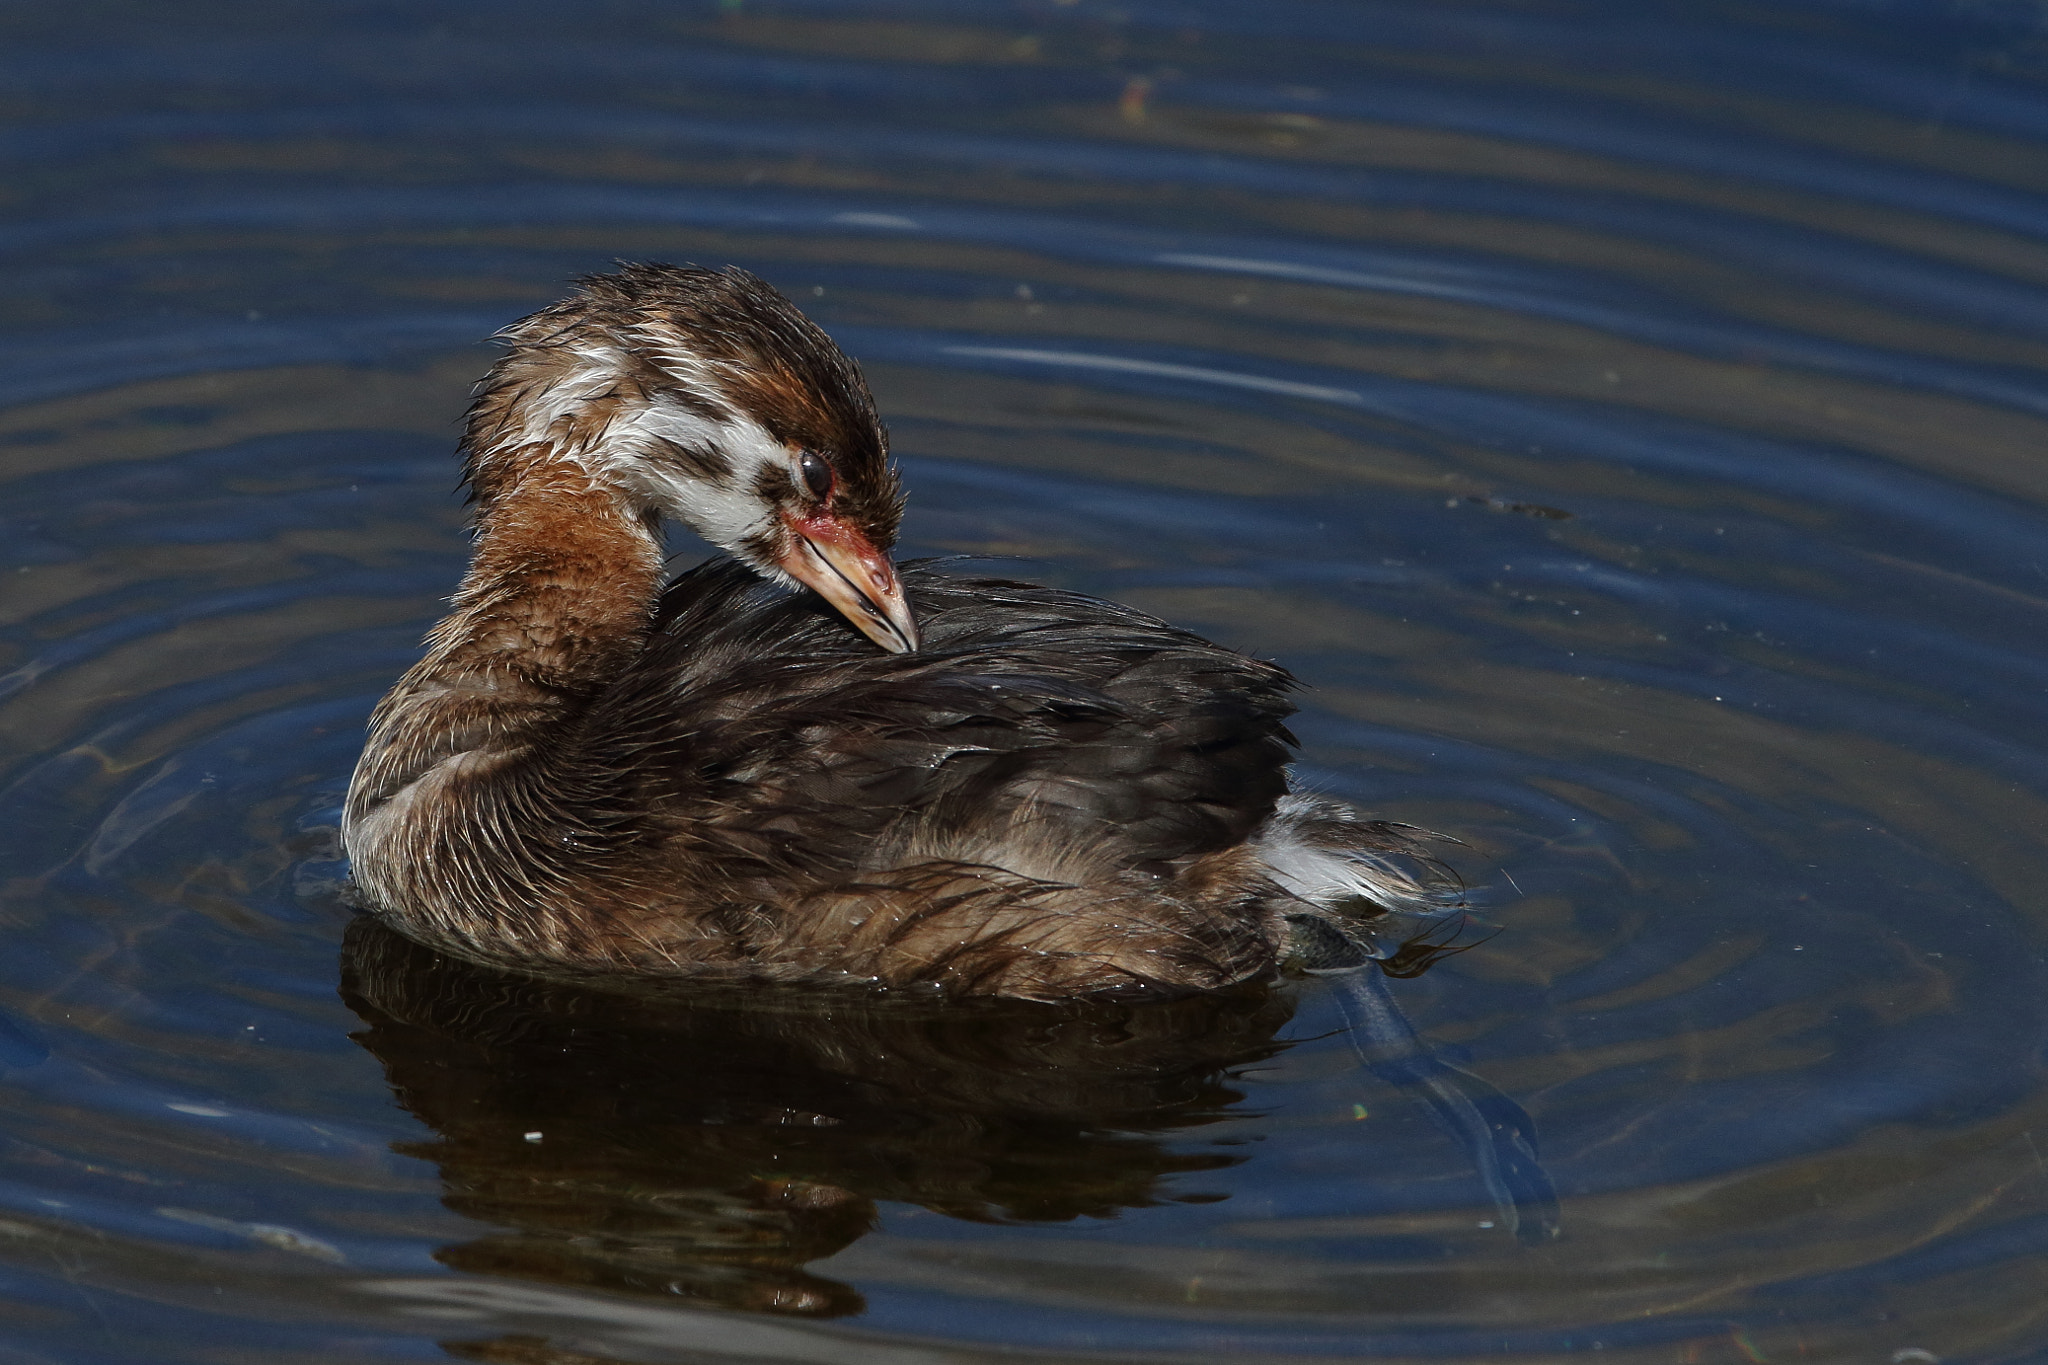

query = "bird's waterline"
[{"left": 1, "top": 2, "right": 2046, "bottom": 1362}]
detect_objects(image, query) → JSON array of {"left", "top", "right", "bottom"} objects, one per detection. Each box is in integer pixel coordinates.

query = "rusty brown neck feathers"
[{"left": 343, "top": 264, "right": 915, "bottom": 950}]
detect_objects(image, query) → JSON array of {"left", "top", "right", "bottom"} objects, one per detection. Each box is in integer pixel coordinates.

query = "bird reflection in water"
[
  {"left": 343, "top": 914, "right": 1557, "bottom": 1345},
  {"left": 341, "top": 915, "right": 1299, "bottom": 1319}
]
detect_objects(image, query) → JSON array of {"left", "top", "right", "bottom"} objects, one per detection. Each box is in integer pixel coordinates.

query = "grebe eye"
[{"left": 797, "top": 451, "right": 835, "bottom": 500}]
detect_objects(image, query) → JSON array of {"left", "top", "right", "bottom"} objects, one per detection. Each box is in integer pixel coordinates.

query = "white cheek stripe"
[
  {"left": 599, "top": 401, "right": 789, "bottom": 553},
  {"left": 501, "top": 360, "right": 611, "bottom": 452},
  {"left": 498, "top": 336, "right": 794, "bottom": 559}
]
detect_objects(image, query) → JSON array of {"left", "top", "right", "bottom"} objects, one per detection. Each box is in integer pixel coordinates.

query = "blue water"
[{"left": 5, "top": 2, "right": 2048, "bottom": 1361}]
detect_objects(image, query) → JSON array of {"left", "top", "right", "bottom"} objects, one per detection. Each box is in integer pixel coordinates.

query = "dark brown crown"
[{"left": 468, "top": 262, "right": 903, "bottom": 549}]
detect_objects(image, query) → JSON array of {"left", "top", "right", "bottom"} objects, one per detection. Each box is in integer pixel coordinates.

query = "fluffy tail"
[{"left": 1254, "top": 794, "right": 1469, "bottom": 967}]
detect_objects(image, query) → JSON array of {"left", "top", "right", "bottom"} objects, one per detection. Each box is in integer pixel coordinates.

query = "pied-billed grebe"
[{"left": 342, "top": 263, "right": 1458, "bottom": 999}]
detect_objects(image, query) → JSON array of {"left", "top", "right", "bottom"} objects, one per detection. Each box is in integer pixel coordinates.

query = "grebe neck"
[
  {"left": 427, "top": 455, "right": 664, "bottom": 697},
  {"left": 343, "top": 441, "right": 662, "bottom": 869}
]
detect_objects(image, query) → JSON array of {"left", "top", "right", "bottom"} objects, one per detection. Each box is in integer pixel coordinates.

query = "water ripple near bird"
[{"left": 1, "top": 2, "right": 2046, "bottom": 1361}]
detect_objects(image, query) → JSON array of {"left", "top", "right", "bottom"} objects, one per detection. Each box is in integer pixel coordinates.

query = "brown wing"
[{"left": 569, "top": 559, "right": 1297, "bottom": 892}]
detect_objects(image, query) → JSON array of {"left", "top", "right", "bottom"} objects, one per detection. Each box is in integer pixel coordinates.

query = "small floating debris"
[
  {"left": 1120, "top": 76, "right": 1152, "bottom": 124},
  {"left": 1460, "top": 495, "right": 1574, "bottom": 520}
]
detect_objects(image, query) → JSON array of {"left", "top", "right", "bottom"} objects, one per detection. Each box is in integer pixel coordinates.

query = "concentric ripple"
[{"left": 4, "top": 2, "right": 2048, "bottom": 1361}]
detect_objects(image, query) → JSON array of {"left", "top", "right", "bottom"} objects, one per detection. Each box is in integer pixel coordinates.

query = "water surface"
[{"left": 4, "top": 2, "right": 2048, "bottom": 1361}]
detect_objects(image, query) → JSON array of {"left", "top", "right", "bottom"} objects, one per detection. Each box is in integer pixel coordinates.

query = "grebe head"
[{"left": 465, "top": 262, "right": 917, "bottom": 652}]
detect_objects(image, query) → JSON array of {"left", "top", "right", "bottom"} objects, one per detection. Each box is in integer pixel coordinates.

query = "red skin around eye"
[{"left": 782, "top": 509, "right": 895, "bottom": 595}]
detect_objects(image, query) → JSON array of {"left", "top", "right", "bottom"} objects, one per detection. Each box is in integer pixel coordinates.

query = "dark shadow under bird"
[
  {"left": 343, "top": 262, "right": 1462, "bottom": 1000},
  {"left": 340, "top": 915, "right": 1296, "bottom": 1320}
]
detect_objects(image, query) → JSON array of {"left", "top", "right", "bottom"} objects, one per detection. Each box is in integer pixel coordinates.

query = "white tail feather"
[{"left": 1253, "top": 794, "right": 1456, "bottom": 917}]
